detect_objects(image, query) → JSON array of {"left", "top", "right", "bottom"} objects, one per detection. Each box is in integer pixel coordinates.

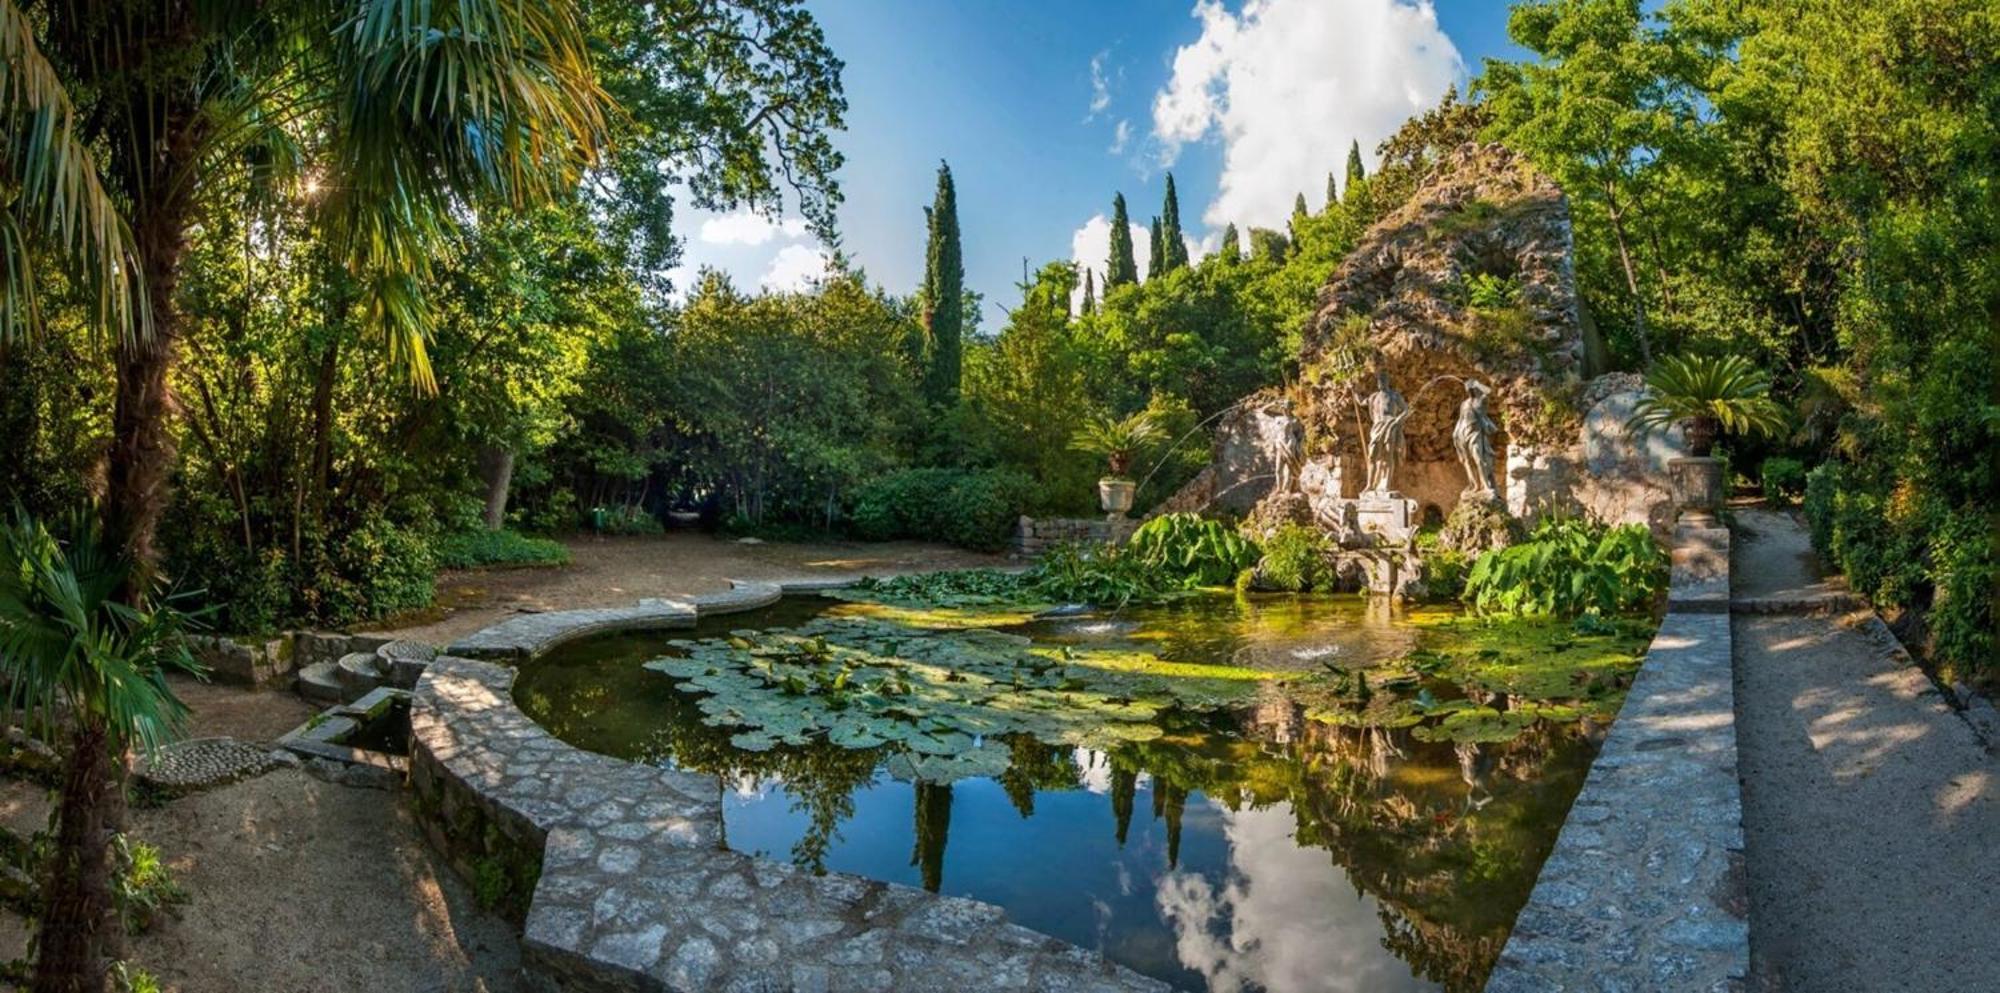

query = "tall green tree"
[
  {"left": 1219, "top": 224, "right": 1242, "bottom": 262},
  {"left": 1106, "top": 193, "right": 1139, "bottom": 286},
  {"left": 1160, "top": 174, "right": 1190, "bottom": 272},
  {"left": 1079, "top": 268, "right": 1097, "bottom": 315},
  {"left": 1326, "top": 172, "right": 1339, "bottom": 209},
  {"left": 1344, "top": 139, "right": 1367, "bottom": 199},
  {"left": 921, "top": 161, "right": 964, "bottom": 406},
  {"left": 1146, "top": 216, "right": 1164, "bottom": 281}
]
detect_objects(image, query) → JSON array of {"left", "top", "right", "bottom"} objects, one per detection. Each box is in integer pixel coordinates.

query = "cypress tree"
[
  {"left": 1344, "top": 139, "right": 1367, "bottom": 203},
  {"left": 1106, "top": 193, "right": 1138, "bottom": 286},
  {"left": 1326, "top": 171, "right": 1339, "bottom": 210},
  {"left": 1219, "top": 223, "right": 1240, "bottom": 262},
  {"left": 1288, "top": 192, "right": 1308, "bottom": 244},
  {"left": 921, "top": 161, "right": 963, "bottom": 406},
  {"left": 1146, "top": 216, "right": 1163, "bottom": 280},
  {"left": 1079, "top": 267, "right": 1096, "bottom": 315},
  {"left": 1160, "top": 173, "right": 1189, "bottom": 272}
]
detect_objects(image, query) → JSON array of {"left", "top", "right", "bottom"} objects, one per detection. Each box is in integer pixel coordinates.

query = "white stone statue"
[
  {"left": 1362, "top": 370, "right": 1409, "bottom": 495},
  {"left": 1453, "top": 379, "right": 1499, "bottom": 498},
  {"left": 1258, "top": 401, "right": 1306, "bottom": 494}
]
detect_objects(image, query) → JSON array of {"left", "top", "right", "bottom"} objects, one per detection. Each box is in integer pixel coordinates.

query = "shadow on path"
[{"left": 1733, "top": 509, "right": 1998, "bottom": 993}]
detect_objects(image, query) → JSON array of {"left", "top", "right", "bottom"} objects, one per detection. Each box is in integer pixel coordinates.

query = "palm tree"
[
  {"left": 0, "top": 511, "right": 201, "bottom": 992},
  {"left": 1628, "top": 353, "right": 1788, "bottom": 456},
  {"left": 1, "top": 2, "right": 606, "bottom": 989},
  {"left": 1069, "top": 410, "right": 1166, "bottom": 479}
]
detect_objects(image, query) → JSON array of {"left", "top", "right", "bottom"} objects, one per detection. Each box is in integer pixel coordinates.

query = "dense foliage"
[
  {"left": 1463, "top": 518, "right": 1667, "bottom": 618},
  {"left": 1124, "top": 514, "right": 1261, "bottom": 589},
  {"left": 1481, "top": 0, "right": 1997, "bottom": 680}
]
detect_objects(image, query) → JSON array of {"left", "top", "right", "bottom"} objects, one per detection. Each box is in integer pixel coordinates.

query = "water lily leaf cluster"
[{"left": 643, "top": 616, "right": 1257, "bottom": 777}]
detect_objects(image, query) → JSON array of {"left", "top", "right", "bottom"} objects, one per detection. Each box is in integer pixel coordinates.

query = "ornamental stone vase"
[
  {"left": 1668, "top": 456, "right": 1724, "bottom": 527},
  {"left": 1099, "top": 478, "right": 1137, "bottom": 518}
]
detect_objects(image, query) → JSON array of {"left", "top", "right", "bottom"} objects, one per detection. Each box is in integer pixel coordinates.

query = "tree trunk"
[
  {"left": 478, "top": 445, "right": 515, "bottom": 530},
  {"left": 1601, "top": 181, "right": 1653, "bottom": 366},
  {"left": 32, "top": 720, "right": 121, "bottom": 993}
]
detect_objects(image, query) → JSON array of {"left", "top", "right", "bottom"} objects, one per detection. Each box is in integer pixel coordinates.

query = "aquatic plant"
[
  {"left": 1462, "top": 517, "right": 1665, "bottom": 618},
  {"left": 1124, "top": 513, "right": 1260, "bottom": 588}
]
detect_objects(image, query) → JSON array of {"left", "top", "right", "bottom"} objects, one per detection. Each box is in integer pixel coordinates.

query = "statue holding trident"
[
  {"left": 1362, "top": 369, "right": 1409, "bottom": 495},
  {"left": 1453, "top": 379, "right": 1500, "bottom": 499}
]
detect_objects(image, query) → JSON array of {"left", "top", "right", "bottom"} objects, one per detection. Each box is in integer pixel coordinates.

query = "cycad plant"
[
  {"left": 1628, "top": 353, "right": 1788, "bottom": 456},
  {"left": 1069, "top": 411, "right": 1165, "bottom": 479},
  {"left": 0, "top": 511, "right": 200, "bottom": 990}
]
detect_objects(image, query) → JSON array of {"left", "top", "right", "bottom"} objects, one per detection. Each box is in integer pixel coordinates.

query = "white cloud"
[
  {"left": 1087, "top": 50, "right": 1114, "bottom": 118},
  {"left": 1068, "top": 212, "right": 1155, "bottom": 312},
  {"left": 1109, "top": 119, "right": 1133, "bottom": 155},
  {"left": 1150, "top": 0, "right": 1461, "bottom": 230},
  {"left": 760, "top": 244, "right": 832, "bottom": 292},
  {"left": 699, "top": 210, "right": 810, "bottom": 247}
]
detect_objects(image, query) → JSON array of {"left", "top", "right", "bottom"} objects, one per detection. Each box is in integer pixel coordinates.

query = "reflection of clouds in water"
[
  {"left": 1157, "top": 804, "right": 1419, "bottom": 993},
  {"left": 730, "top": 774, "right": 769, "bottom": 800},
  {"left": 1289, "top": 645, "right": 1340, "bottom": 661},
  {"left": 1076, "top": 748, "right": 1112, "bottom": 793}
]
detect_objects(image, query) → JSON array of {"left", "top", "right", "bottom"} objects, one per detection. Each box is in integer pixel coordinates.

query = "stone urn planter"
[
  {"left": 1669, "top": 456, "right": 1724, "bottom": 527},
  {"left": 1098, "top": 478, "right": 1137, "bottom": 518}
]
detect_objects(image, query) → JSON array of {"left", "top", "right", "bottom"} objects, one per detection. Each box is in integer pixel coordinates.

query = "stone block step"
[
  {"left": 334, "top": 652, "right": 385, "bottom": 702},
  {"left": 376, "top": 640, "right": 438, "bottom": 690},
  {"left": 296, "top": 661, "right": 345, "bottom": 705}
]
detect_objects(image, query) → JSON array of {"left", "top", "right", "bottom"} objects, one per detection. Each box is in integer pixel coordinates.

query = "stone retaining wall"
[
  {"left": 188, "top": 630, "right": 391, "bottom": 689},
  {"left": 1012, "top": 515, "right": 1137, "bottom": 557},
  {"left": 412, "top": 580, "right": 1166, "bottom": 993},
  {"left": 1484, "top": 523, "right": 1748, "bottom": 992}
]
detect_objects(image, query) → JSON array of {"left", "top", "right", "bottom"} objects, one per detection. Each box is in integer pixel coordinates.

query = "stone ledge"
[
  {"left": 1485, "top": 528, "right": 1748, "bottom": 993},
  {"left": 414, "top": 621, "right": 1167, "bottom": 993},
  {"left": 446, "top": 601, "right": 699, "bottom": 660}
]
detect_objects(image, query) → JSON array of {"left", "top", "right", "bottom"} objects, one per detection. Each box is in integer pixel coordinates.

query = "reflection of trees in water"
[
  {"left": 1096, "top": 709, "right": 1598, "bottom": 992},
  {"left": 999, "top": 737, "right": 1084, "bottom": 817},
  {"left": 520, "top": 652, "right": 1598, "bottom": 991},
  {"left": 911, "top": 781, "right": 953, "bottom": 892}
]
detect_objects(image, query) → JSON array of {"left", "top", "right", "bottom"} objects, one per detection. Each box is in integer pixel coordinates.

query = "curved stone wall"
[{"left": 412, "top": 579, "right": 1166, "bottom": 993}]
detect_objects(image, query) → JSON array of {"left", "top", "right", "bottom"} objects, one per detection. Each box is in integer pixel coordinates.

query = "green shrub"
[
  {"left": 1463, "top": 517, "right": 1665, "bottom": 617},
  {"left": 1258, "top": 524, "right": 1331, "bottom": 592},
  {"left": 114, "top": 836, "right": 185, "bottom": 933},
  {"left": 1125, "top": 513, "right": 1260, "bottom": 588},
  {"left": 432, "top": 529, "right": 571, "bottom": 570},
  {"left": 1761, "top": 456, "right": 1807, "bottom": 504},
  {"left": 848, "top": 468, "right": 1033, "bottom": 552},
  {"left": 1928, "top": 511, "right": 1997, "bottom": 683},
  {"left": 1414, "top": 526, "right": 1470, "bottom": 600},
  {"left": 1803, "top": 461, "right": 1841, "bottom": 554},
  {"left": 319, "top": 513, "right": 436, "bottom": 625},
  {"left": 1030, "top": 541, "right": 1175, "bottom": 607}
]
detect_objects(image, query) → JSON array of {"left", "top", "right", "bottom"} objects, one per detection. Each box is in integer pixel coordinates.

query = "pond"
[{"left": 513, "top": 592, "right": 1652, "bottom": 993}]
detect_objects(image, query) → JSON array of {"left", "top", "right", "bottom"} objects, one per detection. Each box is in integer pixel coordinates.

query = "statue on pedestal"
[
  {"left": 1362, "top": 370, "right": 1409, "bottom": 495},
  {"left": 1453, "top": 379, "right": 1499, "bottom": 499}
]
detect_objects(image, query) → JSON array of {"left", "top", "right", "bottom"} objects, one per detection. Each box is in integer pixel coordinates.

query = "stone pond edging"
[
  {"left": 1483, "top": 523, "right": 1749, "bottom": 992},
  {"left": 412, "top": 578, "right": 1167, "bottom": 993}
]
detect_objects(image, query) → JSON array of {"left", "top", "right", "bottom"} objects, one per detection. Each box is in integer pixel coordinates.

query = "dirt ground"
[
  {"left": 369, "top": 531, "right": 1009, "bottom": 646},
  {"left": 129, "top": 771, "right": 520, "bottom": 993}
]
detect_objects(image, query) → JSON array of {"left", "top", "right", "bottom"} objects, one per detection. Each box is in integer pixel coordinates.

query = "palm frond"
[
  {"left": 0, "top": 0, "right": 147, "bottom": 343},
  {"left": 0, "top": 508, "right": 202, "bottom": 754},
  {"left": 315, "top": 0, "right": 609, "bottom": 392},
  {"left": 1629, "top": 353, "right": 1788, "bottom": 439}
]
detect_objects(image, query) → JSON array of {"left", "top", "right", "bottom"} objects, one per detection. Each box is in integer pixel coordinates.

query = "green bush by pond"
[
  {"left": 847, "top": 468, "right": 1033, "bottom": 552},
  {"left": 432, "top": 529, "right": 571, "bottom": 570}
]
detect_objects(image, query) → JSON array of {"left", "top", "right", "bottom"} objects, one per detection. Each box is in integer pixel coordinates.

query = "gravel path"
[{"left": 1732, "top": 508, "right": 1999, "bottom": 992}]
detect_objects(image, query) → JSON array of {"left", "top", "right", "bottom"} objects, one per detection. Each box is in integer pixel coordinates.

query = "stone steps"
[
  {"left": 335, "top": 651, "right": 388, "bottom": 703},
  {"left": 296, "top": 661, "right": 345, "bottom": 705}
]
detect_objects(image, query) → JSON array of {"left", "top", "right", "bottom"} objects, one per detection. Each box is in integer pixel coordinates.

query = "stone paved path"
[{"left": 1732, "top": 508, "right": 1999, "bottom": 993}]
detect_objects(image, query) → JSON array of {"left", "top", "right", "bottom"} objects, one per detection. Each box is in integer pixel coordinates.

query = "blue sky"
[{"left": 672, "top": 1, "right": 1527, "bottom": 327}]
